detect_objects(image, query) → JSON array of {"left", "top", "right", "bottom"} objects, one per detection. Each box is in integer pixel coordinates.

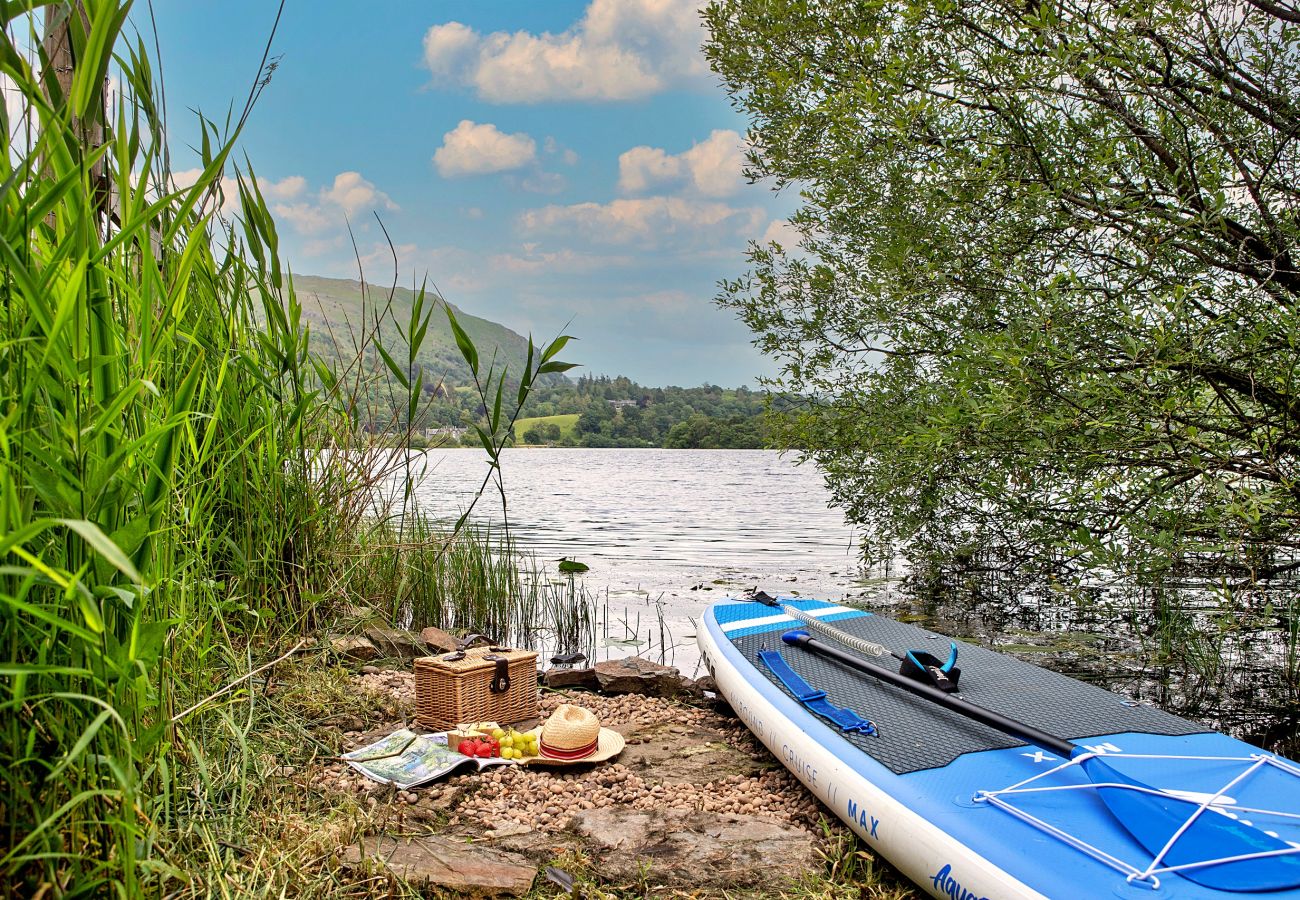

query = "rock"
[
  {"left": 362, "top": 625, "right": 427, "bottom": 659},
  {"left": 331, "top": 636, "right": 379, "bottom": 662},
  {"left": 420, "top": 626, "right": 459, "bottom": 653},
  {"left": 593, "top": 657, "right": 683, "bottom": 698},
  {"left": 614, "top": 722, "right": 768, "bottom": 785},
  {"left": 360, "top": 665, "right": 380, "bottom": 674},
  {"left": 543, "top": 666, "right": 600, "bottom": 690},
  {"left": 694, "top": 674, "right": 718, "bottom": 694},
  {"left": 677, "top": 677, "right": 706, "bottom": 700},
  {"left": 485, "top": 822, "right": 535, "bottom": 839},
  {"left": 422, "top": 784, "right": 468, "bottom": 812},
  {"left": 567, "top": 808, "right": 817, "bottom": 889},
  {"left": 343, "top": 834, "right": 537, "bottom": 896}
]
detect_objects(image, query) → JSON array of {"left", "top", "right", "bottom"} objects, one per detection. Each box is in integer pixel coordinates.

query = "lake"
[
  {"left": 393, "top": 448, "right": 889, "bottom": 673},
  {"left": 383, "top": 447, "right": 1300, "bottom": 752}
]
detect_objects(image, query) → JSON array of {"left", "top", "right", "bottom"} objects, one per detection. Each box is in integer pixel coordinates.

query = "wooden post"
[{"left": 42, "top": 2, "right": 110, "bottom": 222}]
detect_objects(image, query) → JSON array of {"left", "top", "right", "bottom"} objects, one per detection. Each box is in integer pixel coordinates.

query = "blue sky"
[{"left": 147, "top": 1, "right": 798, "bottom": 387}]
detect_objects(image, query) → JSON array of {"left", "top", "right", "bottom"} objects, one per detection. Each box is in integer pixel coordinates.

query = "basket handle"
[
  {"left": 484, "top": 654, "right": 511, "bottom": 693},
  {"left": 456, "top": 632, "right": 492, "bottom": 651}
]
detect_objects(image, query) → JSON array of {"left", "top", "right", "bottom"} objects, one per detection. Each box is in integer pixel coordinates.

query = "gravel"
[{"left": 323, "top": 668, "right": 823, "bottom": 833}]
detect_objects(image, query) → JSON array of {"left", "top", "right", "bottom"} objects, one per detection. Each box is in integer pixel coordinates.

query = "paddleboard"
[{"left": 698, "top": 596, "right": 1300, "bottom": 899}]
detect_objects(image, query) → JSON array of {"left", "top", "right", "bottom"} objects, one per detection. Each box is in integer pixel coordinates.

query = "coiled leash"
[{"left": 750, "top": 590, "right": 961, "bottom": 692}]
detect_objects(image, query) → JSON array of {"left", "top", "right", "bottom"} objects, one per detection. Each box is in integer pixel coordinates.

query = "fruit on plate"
[
  {"left": 502, "top": 727, "right": 539, "bottom": 758},
  {"left": 453, "top": 727, "right": 539, "bottom": 760}
]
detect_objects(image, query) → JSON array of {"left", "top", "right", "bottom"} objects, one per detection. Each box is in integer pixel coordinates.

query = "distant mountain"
[{"left": 292, "top": 274, "right": 541, "bottom": 388}]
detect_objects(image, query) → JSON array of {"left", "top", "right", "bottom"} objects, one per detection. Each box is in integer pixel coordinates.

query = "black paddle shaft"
[{"left": 785, "top": 632, "right": 1077, "bottom": 758}]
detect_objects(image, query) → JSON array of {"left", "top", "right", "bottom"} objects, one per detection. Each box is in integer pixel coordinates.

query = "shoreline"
[{"left": 242, "top": 641, "right": 922, "bottom": 898}]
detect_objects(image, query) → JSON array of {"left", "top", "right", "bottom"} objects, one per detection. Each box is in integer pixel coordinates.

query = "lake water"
[
  {"left": 395, "top": 448, "right": 888, "bottom": 673},
  {"left": 384, "top": 447, "right": 1300, "bottom": 752}
]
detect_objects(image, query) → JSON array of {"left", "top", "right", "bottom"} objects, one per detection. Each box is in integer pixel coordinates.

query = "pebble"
[{"left": 315, "top": 672, "right": 823, "bottom": 834}]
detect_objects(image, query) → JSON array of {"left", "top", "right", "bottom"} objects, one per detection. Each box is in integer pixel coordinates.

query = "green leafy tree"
[
  {"left": 576, "top": 402, "right": 614, "bottom": 435},
  {"left": 705, "top": 0, "right": 1300, "bottom": 581}
]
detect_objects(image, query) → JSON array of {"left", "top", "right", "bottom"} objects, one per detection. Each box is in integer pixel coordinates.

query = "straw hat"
[{"left": 524, "top": 704, "right": 624, "bottom": 765}]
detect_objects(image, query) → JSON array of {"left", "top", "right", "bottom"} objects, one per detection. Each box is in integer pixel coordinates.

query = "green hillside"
[
  {"left": 293, "top": 274, "right": 537, "bottom": 389},
  {"left": 515, "top": 413, "right": 580, "bottom": 442}
]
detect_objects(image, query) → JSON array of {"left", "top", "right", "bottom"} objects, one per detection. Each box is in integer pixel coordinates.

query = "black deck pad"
[{"left": 728, "top": 614, "right": 1206, "bottom": 775}]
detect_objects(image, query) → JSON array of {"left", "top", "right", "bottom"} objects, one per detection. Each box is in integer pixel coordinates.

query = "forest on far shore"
[{"left": 398, "top": 374, "right": 777, "bottom": 450}]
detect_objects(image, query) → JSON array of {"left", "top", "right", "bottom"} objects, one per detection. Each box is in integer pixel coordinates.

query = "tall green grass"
[
  {"left": 0, "top": 4, "right": 572, "bottom": 895},
  {"left": 0, "top": 3, "right": 331, "bottom": 892},
  {"left": 364, "top": 517, "right": 595, "bottom": 656}
]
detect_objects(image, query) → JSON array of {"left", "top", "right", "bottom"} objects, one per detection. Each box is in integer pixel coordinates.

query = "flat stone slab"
[
  {"left": 543, "top": 666, "right": 600, "bottom": 690},
  {"left": 343, "top": 834, "right": 537, "bottom": 896},
  {"left": 568, "top": 807, "right": 818, "bottom": 889},
  {"left": 593, "top": 657, "right": 683, "bottom": 697},
  {"left": 419, "top": 625, "right": 459, "bottom": 653},
  {"left": 330, "top": 635, "right": 379, "bottom": 662},
  {"left": 615, "top": 721, "right": 770, "bottom": 784},
  {"left": 362, "top": 625, "right": 427, "bottom": 659}
]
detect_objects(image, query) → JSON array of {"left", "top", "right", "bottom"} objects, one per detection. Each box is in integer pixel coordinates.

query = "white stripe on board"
[{"left": 720, "top": 605, "right": 860, "bottom": 634}]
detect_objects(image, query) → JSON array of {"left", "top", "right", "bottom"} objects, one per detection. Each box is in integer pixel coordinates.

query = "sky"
[{"left": 146, "top": 0, "right": 799, "bottom": 387}]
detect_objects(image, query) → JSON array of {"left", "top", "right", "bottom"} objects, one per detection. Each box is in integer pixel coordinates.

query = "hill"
[
  {"left": 293, "top": 274, "right": 538, "bottom": 390},
  {"left": 289, "top": 276, "right": 775, "bottom": 446}
]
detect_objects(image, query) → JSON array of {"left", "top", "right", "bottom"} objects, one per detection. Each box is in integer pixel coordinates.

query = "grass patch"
[{"left": 515, "top": 413, "right": 580, "bottom": 442}]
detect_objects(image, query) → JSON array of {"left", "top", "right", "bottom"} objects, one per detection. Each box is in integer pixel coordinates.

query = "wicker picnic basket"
[{"left": 414, "top": 645, "right": 539, "bottom": 730}]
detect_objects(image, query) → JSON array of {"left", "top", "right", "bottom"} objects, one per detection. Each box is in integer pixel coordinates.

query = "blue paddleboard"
[{"left": 698, "top": 596, "right": 1300, "bottom": 899}]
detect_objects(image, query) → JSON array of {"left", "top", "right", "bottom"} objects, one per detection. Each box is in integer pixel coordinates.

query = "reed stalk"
[{"left": 0, "top": 4, "right": 573, "bottom": 894}]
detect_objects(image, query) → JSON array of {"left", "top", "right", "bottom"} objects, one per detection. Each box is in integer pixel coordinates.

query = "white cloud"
[
  {"left": 422, "top": 21, "right": 479, "bottom": 82},
  {"left": 3, "top": 73, "right": 34, "bottom": 157},
  {"left": 490, "top": 244, "right": 633, "bottom": 274},
  {"left": 761, "top": 218, "right": 800, "bottom": 248},
  {"left": 544, "top": 136, "right": 581, "bottom": 166},
  {"left": 269, "top": 171, "right": 396, "bottom": 235},
  {"left": 618, "top": 129, "right": 746, "bottom": 198},
  {"left": 171, "top": 170, "right": 308, "bottom": 217},
  {"left": 264, "top": 175, "right": 309, "bottom": 200},
  {"left": 322, "top": 171, "right": 397, "bottom": 216},
  {"left": 273, "top": 201, "right": 336, "bottom": 235},
  {"left": 519, "top": 170, "right": 568, "bottom": 195},
  {"left": 618, "top": 146, "right": 681, "bottom": 194},
  {"left": 433, "top": 119, "right": 537, "bottom": 177},
  {"left": 421, "top": 0, "right": 709, "bottom": 103},
  {"left": 518, "top": 196, "right": 766, "bottom": 248}
]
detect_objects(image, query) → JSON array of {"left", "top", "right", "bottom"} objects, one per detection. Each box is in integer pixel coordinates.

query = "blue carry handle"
[{"left": 759, "top": 641, "right": 876, "bottom": 736}]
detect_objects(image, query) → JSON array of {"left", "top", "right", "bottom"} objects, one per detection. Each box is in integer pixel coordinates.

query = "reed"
[
  {"left": 0, "top": 4, "right": 573, "bottom": 894},
  {"left": 371, "top": 515, "right": 596, "bottom": 658}
]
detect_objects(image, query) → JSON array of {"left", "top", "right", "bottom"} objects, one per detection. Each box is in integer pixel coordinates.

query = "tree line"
[{"left": 403, "top": 375, "right": 776, "bottom": 449}]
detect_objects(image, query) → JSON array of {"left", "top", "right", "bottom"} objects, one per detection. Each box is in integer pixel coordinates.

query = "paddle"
[
  {"left": 759, "top": 596, "right": 962, "bottom": 691},
  {"left": 783, "top": 630, "right": 1300, "bottom": 892}
]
